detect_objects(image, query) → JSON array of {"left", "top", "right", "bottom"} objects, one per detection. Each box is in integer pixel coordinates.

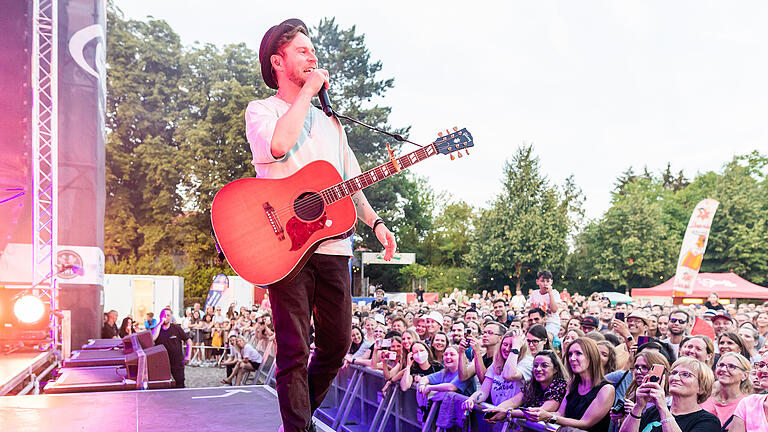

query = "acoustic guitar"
[{"left": 211, "top": 127, "right": 474, "bottom": 286}]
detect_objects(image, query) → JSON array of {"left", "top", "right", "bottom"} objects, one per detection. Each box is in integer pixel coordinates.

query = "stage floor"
[
  {"left": 0, "top": 385, "right": 322, "bottom": 432},
  {"left": 0, "top": 350, "right": 55, "bottom": 395}
]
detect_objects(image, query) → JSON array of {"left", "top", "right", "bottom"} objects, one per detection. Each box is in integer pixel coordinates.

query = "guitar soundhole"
[{"left": 294, "top": 192, "right": 324, "bottom": 221}]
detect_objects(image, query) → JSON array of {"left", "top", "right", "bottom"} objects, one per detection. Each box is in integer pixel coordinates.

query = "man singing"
[{"left": 247, "top": 18, "right": 397, "bottom": 432}]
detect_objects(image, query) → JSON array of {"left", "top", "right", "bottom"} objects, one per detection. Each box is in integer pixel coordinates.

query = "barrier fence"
[{"left": 315, "top": 365, "right": 562, "bottom": 432}]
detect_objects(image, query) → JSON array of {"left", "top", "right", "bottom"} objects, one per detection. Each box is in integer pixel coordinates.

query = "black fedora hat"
[{"left": 259, "top": 18, "right": 309, "bottom": 89}]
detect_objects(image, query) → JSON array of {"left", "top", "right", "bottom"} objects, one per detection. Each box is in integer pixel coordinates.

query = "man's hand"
[
  {"left": 300, "top": 68, "right": 330, "bottom": 96},
  {"left": 375, "top": 225, "right": 397, "bottom": 261}
]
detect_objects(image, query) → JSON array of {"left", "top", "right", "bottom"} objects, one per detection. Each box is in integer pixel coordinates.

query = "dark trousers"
[
  {"left": 171, "top": 365, "right": 185, "bottom": 388},
  {"left": 269, "top": 254, "right": 352, "bottom": 432}
]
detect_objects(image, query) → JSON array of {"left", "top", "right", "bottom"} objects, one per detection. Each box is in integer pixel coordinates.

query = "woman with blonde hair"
[
  {"left": 730, "top": 351, "right": 768, "bottom": 432},
  {"left": 701, "top": 352, "right": 752, "bottom": 427},
  {"left": 679, "top": 335, "right": 715, "bottom": 367},
  {"left": 620, "top": 357, "right": 720, "bottom": 432}
]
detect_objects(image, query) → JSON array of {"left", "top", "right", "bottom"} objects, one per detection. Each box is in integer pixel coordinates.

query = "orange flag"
[{"left": 690, "top": 317, "right": 715, "bottom": 340}]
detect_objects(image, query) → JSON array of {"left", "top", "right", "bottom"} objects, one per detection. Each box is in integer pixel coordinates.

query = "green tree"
[{"left": 468, "top": 145, "right": 578, "bottom": 292}]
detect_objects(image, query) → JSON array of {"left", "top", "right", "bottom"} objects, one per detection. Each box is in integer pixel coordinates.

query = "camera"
[
  {"left": 384, "top": 351, "right": 397, "bottom": 361},
  {"left": 381, "top": 338, "right": 393, "bottom": 348},
  {"left": 611, "top": 400, "right": 625, "bottom": 415}
]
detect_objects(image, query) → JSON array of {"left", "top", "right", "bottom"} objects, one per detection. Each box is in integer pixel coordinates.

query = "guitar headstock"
[{"left": 434, "top": 127, "right": 474, "bottom": 159}]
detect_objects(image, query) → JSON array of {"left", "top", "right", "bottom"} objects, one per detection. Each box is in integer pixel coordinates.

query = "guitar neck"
[{"left": 321, "top": 143, "right": 439, "bottom": 204}]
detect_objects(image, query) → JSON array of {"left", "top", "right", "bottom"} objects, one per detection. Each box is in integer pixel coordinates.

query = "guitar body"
[{"left": 211, "top": 160, "right": 357, "bottom": 286}]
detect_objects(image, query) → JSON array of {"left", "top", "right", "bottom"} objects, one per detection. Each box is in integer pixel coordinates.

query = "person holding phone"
[
  {"left": 608, "top": 351, "right": 670, "bottom": 429},
  {"left": 620, "top": 357, "right": 720, "bottom": 432},
  {"left": 400, "top": 341, "right": 443, "bottom": 391}
]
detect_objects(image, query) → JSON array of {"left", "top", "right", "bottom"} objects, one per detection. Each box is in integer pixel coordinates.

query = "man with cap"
[
  {"left": 612, "top": 310, "right": 649, "bottom": 348},
  {"left": 248, "top": 19, "right": 397, "bottom": 432},
  {"left": 711, "top": 312, "right": 734, "bottom": 340},
  {"left": 421, "top": 310, "right": 443, "bottom": 344},
  {"left": 581, "top": 316, "right": 599, "bottom": 333}
]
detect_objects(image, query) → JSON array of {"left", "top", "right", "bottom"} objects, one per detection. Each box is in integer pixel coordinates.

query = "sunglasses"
[{"left": 669, "top": 318, "right": 688, "bottom": 324}]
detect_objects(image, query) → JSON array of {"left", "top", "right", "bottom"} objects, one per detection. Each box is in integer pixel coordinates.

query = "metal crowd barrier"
[{"left": 312, "top": 364, "right": 563, "bottom": 432}]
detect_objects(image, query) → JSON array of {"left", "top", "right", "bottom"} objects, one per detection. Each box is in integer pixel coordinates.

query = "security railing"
[{"left": 314, "top": 365, "right": 560, "bottom": 432}]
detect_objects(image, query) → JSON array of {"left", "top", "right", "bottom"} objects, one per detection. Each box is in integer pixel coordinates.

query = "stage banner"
[
  {"left": 672, "top": 199, "right": 719, "bottom": 297},
  {"left": 204, "top": 274, "right": 230, "bottom": 310},
  {"left": 58, "top": 0, "right": 107, "bottom": 249}
]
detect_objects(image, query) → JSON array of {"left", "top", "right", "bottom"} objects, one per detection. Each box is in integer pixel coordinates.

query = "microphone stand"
[{"left": 316, "top": 103, "right": 425, "bottom": 149}]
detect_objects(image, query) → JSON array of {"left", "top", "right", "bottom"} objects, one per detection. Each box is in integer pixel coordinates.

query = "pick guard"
[{"left": 286, "top": 214, "right": 327, "bottom": 251}]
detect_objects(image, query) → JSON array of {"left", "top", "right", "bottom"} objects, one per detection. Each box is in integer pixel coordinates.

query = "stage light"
[{"left": 14, "top": 295, "right": 45, "bottom": 324}]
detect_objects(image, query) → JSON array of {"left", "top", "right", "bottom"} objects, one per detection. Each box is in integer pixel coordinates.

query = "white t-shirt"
[
  {"left": 245, "top": 96, "right": 363, "bottom": 256},
  {"left": 241, "top": 343, "right": 263, "bottom": 363},
  {"left": 526, "top": 289, "right": 560, "bottom": 314},
  {"left": 484, "top": 355, "right": 532, "bottom": 405}
]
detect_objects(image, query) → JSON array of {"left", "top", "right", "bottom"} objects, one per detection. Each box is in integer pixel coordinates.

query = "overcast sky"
[{"left": 115, "top": 1, "right": 768, "bottom": 221}]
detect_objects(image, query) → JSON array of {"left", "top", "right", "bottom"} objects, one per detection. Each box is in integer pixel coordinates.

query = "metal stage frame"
[
  {"left": 0, "top": 350, "right": 57, "bottom": 396},
  {"left": 31, "top": 0, "right": 60, "bottom": 348}
]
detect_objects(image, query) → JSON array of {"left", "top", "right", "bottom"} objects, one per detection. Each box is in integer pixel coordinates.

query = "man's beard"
[
  {"left": 287, "top": 67, "right": 307, "bottom": 88},
  {"left": 670, "top": 327, "right": 684, "bottom": 336}
]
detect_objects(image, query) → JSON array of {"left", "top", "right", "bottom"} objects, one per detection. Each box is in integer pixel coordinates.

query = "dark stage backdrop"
[{"left": 0, "top": 0, "right": 107, "bottom": 349}]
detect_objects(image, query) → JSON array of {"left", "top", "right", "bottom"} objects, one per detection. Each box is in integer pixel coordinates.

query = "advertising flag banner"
[
  {"left": 672, "top": 199, "right": 719, "bottom": 297},
  {"left": 204, "top": 273, "right": 230, "bottom": 310}
]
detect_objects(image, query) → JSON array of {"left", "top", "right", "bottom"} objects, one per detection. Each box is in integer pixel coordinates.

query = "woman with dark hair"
[
  {"left": 349, "top": 326, "right": 363, "bottom": 355},
  {"left": 609, "top": 350, "right": 671, "bottom": 429},
  {"left": 118, "top": 317, "right": 133, "bottom": 338},
  {"left": 526, "top": 324, "right": 553, "bottom": 357},
  {"left": 648, "top": 314, "right": 659, "bottom": 338},
  {"left": 400, "top": 341, "right": 443, "bottom": 391},
  {"left": 483, "top": 350, "right": 569, "bottom": 422},
  {"left": 718, "top": 332, "right": 752, "bottom": 363},
  {"left": 534, "top": 337, "right": 614, "bottom": 431},
  {"left": 430, "top": 331, "right": 449, "bottom": 363}
]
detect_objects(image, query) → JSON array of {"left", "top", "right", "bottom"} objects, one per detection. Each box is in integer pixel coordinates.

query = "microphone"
[{"left": 318, "top": 86, "right": 334, "bottom": 117}]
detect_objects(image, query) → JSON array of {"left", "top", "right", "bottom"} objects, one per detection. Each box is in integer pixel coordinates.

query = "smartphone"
[
  {"left": 615, "top": 312, "right": 625, "bottom": 322},
  {"left": 644, "top": 364, "right": 665, "bottom": 384},
  {"left": 465, "top": 329, "right": 473, "bottom": 337},
  {"left": 637, "top": 336, "right": 651, "bottom": 346},
  {"left": 380, "top": 338, "right": 392, "bottom": 348},
  {"left": 483, "top": 411, "right": 496, "bottom": 420}
]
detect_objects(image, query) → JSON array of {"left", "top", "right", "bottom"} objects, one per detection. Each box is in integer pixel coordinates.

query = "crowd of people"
[
  {"left": 341, "top": 273, "right": 768, "bottom": 432},
  {"left": 103, "top": 273, "right": 768, "bottom": 431}
]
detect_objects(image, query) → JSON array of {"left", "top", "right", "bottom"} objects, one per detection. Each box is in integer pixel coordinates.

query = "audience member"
[
  {"left": 620, "top": 357, "right": 720, "bottom": 432},
  {"left": 701, "top": 352, "right": 751, "bottom": 427},
  {"left": 541, "top": 337, "right": 614, "bottom": 431}
]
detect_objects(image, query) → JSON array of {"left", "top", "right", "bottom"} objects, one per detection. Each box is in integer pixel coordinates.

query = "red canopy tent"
[{"left": 631, "top": 273, "right": 768, "bottom": 299}]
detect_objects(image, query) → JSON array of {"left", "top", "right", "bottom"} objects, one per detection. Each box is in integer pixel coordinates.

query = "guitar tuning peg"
[
  {"left": 445, "top": 129, "right": 451, "bottom": 136},
  {"left": 465, "top": 149, "right": 470, "bottom": 155},
  {"left": 457, "top": 152, "right": 463, "bottom": 158},
  {"left": 453, "top": 126, "right": 458, "bottom": 132},
  {"left": 438, "top": 131, "right": 443, "bottom": 137},
  {"left": 450, "top": 154, "right": 455, "bottom": 161}
]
